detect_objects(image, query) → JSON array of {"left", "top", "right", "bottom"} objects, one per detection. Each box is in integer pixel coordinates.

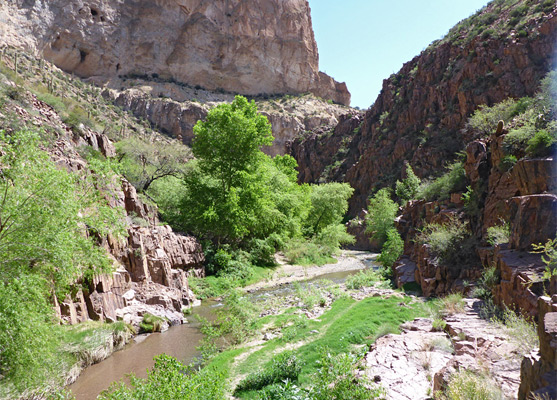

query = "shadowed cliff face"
[
  {"left": 291, "top": 2, "right": 557, "bottom": 215},
  {"left": 0, "top": 0, "right": 350, "bottom": 105}
]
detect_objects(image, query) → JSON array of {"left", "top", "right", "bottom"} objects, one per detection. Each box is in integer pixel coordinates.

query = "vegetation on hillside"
[{"left": 0, "top": 129, "right": 125, "bottom": 397}]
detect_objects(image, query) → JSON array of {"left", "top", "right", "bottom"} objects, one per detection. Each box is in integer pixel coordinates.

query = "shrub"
[
  {"left": 416, "top": 218, "right": 476, "bottom": 266},
  {"left": 532, "top": 238, "right": 557, "bottom": 280},
  {"left": 498, "top": 155, "right": 517, "bottom": 172},
  {"left": 472, "top": 265, "right": 499, "bottom": 300},
  {"left": 366, "top": 188, "right": 399, "bottom": 246},
  {"left": 234, "top": 351, "right": 302, "bottom": 393},
  {"left": 417, "top": 162, "right": 467, "bottom": 202},
  {"left": 312, "top": 351, "right": 384, "bottom": 400},
  {"left": 345, "top": 269, "right": 383, "bottom": 290},
  {"left": 503, "top": 124, "right": 536, "bottom": 156},
  {"left": 395, "top": 164, "right": 421, "bottom": 204},
  {"left": 486, "top": 223, "right": 510, "bottom": 246},
  {"left": 99, "top": 354, "right": 226, "bottom": 400},
  {"left": 378, "top": 228, "right": 404, "bottom": 270},
  {"left": 440, "top": 370, "right": 503, "bottom": 400},
  {"left": 139, "top": 313, "right": 166, "bottom": 333},
  {"left": 526, "top": 129, "right": 557, "bottom": 157},
  {"left": 467, "top": 98, "right": 529, "bottom": 138}
]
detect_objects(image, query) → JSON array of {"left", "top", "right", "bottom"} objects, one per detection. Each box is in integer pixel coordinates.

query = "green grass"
[
  {"left": 189, "top": 264, "right": 274, "bottom": 299},
  {"left": 228, "top": 294, "right": 426, "bottom": 392}
]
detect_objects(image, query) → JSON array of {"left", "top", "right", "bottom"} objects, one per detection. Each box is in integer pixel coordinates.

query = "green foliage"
[
  {"left": 0, "top": 129, "right": 124, "bottom": 395},
  {"left": 365, "top": 188, "right": 399, "bottom": 247},
  {"left": 116, "top": 136, "right": 192, "bottom": 192},
  {"left": 305, "top": 183, "right": 354, "bottom": 236},
  {"left": 235, "top": 351, "right": 302, "bottom": 393},
  {"left": 139, "top": 313, "right": 166, "bottom": 333},
  {"left": 486, "top": 223, "right": 510, "bottom": 247},
  {"left": 472, "top": 265, "right": 499, "bottom": 300},
  {"left": 193, "top": 95, "right": 273, "bottom": 192},
  {"left": 532, "top": 238, "right": 557, "bottom": 280},
  {"left": 311, "top": 351, "right": 384, "bottom": 400},
  {"left": 0, "top": 129, "right": 124, "bottom": 292},
  {"left": 526, "top": 128, "right": 557, "bottom": 157},
  {"left": 503, "top": 124, "right": 537, "bottom": 156},
  {"left": 440, "top": 370, "right": 503, "bottom": 400},
  {"left": 417, "top": 162, "right": 467, "bottom": 202},
  {"left": 0, "top": 276, "right": 65, "bottom": 394},
  {"left": 416, "top": 218, "right": 475, "bottom": 267},
  {"left": 378, "top": 228, "right": 404, "bottom": 270},
  {"left": 395, "top": 164, "right": 421, "bottom": 204},
  {"left": 197, "top": 290, "right": 260, "bottom": 360},
  {"left": 99, "top": 354, "right": 226, "bottom": 400},
  {"left": 498, "top": 155, "right": 517, "bottom": 172},
  {"left": 345, "top": 269, "right": 384, "bottom": 290},
  {"left": 467, "top": 98, "right": 530, "bottom": 138}
]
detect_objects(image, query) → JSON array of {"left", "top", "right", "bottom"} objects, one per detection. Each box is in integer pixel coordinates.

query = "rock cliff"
[
  {"left": 291, "top": 1, "right": 557, "bottom": 214},
  {"left": 0, "top": 0, "right": 350, "bottom": 105}
]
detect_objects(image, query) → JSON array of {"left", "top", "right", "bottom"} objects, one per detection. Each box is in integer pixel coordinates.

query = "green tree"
[
  {"left": 116, "top": 136, "right": 192, "bottom": 192},
  {"left": 395, "top": 164, "right": 420, "bottom": 204},
  {"left": 192, "top": 95, "right": 273, "bottom": 192},
  {"left": 305, "top": 182, "right": 354, "bottom": 236},
  {"left": 0, "top": 128, "right": 125, "bottom": 393},
  {"left": 365, "top": 188, "right": 399, "bottom": 247},
  {"left": 378, "top": 228, "right": 404, "bottom": 270}
]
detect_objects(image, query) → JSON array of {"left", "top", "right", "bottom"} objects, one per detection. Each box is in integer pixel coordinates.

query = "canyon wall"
[
  {"left": 291, "top": 2, "right": 557, "bottom": 214},
  {"left": 0, "top": 0, "right": 349, "bottom": 105}
]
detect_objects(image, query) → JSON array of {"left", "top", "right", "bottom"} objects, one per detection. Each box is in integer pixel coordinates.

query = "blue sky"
[{"left": 308, "top": 0, "right": 492, "bottom": 108}]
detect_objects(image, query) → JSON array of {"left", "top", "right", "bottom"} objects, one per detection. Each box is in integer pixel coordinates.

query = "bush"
[
  {"left": 235, "top": 351, "right": 302, "bottom": 393},
  {"left": 417, "top": 162, "right": 467, "bottom": 202},
  {"left": 312, "top": 351, "right": 384, "bottom": 400},
  {"left": 486, "top": 223, "right": 510, "bottom": 246},
  {"left": 378, "top": 228, "right": 404, "bottom": 270},
  {"left": 526, "top": 129, "right": 557, "bottom": 157},
  {"left": 467, "top": 98, "right": 529, "bottom": 138},
  {"left": 395, "top": 164, "right": 421, "bottom": 204},
  {"left": 99, "top": 355, "right": 226, "bottom": 400},
  {"left": 139, "top": 313, "right": 166, "bottom": 333},
  {"left": 503, "top": 124, "right": 536, "bottom": 156},
  {"left": 345, "top": 269, "right": 383, "bottom": 290},
  {"left": 498, "top": 155, "right": 517, "bottom": 172},
  {"left": 366, "top": 188, "right": 399, "bottom": 246},
  {"left": 472, "top": 265, "right": 499, "bottom": 300},
  {"left": 440, "top": 370, "right": 503, "bottom": 400},
  {"left": 416, "top": 218, "right": 476, "bottom": 266}
]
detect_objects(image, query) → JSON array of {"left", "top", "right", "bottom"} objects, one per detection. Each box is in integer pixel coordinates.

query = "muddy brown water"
[{"left": 69, "top": 252, "right": 379, "bottom": 399}]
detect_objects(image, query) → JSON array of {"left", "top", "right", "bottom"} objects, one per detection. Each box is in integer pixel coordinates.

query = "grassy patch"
[{"left": 189, "top": 264, "right": 274, "bottom": 299}]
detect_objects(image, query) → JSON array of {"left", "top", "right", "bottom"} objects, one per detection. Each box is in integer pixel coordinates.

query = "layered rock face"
[
  {"left": 9, "top": 83, "right": 206, "bottom": 329},
  {"left": 291, "top": 3, "right": 557, "bottom": 214},
  {"left": 108, "top": 88, "right": 348, "bottom": 156},
  {"left": 1, "top": 0, "right": 349, "bottom": 105}
]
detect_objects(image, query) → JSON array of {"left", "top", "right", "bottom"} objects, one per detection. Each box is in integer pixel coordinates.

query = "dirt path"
[{"left": 244, "top": 250, "right": 379, "bottom": 292}]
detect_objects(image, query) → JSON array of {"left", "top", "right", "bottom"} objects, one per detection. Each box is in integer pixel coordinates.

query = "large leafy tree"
[
  {"left": 192, "top": 96, "right": 273, "bottom": 192},
  {"left": 179, "top": 96, "right": 291, "bottom": 245}
]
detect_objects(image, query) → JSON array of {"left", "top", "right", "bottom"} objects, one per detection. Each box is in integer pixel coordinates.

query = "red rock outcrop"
[
  {"left": 518, "top": 296, "right": 557, "bottom": 399},
  {"left": 291, "top": 2, "right": 557, "bottom": 215}
]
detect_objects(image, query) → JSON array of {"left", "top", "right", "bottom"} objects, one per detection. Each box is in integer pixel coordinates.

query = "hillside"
[{"left": 290, "top": 0, "right": 557, "bottom": 213}]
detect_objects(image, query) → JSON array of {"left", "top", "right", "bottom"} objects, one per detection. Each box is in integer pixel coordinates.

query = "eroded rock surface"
[
  {"left": 362, "top": 299, "right": 523, "bottom": 399},
  {"left": 1, "top": 0, "right": 349, "bottom": 105}
]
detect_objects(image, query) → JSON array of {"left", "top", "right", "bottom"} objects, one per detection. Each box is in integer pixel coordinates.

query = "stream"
[{"left": 69, "top": 251, "right": 379, "bottom": 399}]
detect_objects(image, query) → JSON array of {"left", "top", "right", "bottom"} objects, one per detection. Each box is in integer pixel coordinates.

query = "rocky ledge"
[{"left": 361, "top": 299, "right": 523, "bottom": 399}]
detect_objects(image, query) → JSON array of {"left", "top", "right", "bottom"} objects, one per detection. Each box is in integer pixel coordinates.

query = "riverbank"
[{"left": 244, "top": 250, "right": 379, "bottom": 292}]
